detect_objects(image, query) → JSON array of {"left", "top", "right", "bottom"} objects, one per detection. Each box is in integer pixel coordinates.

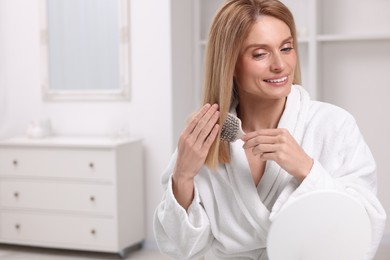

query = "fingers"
[
  {"left": 251, "top": 143, "right": 278, "bottom": 156},
  {"left": 243, "top": 128, "right": 289, "bottom": 147},
  {"left": 242, "top": 128, "right": 312, "bottom": 180},
  {"left": 242, "top": 128, "right": 287, "bottom": 141},
  {"left": 175, "top": 104, "right": 220, "bottom": 180},
  {"left": 183, "top": 103, "right": 212, "bottom": 137},
  {"left": 191, "top": 104, "right": 219, "bottom": 138},
  {"left": 242, "top": 135, "right": 278, "bottom": 150},
  {"left": 194, "top": 109, "right": 220, "bottom": 147},
  {"left": 184, "top": 103, "right": 219, "bottom": 143},
  {"left": 242, "top": 128, "right": 290, "bottom": 157},
  {"left": 203, "top": 124, "right": 220, "bottom": 149}
]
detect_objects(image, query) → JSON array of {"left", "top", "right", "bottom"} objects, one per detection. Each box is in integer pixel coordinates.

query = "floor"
[
  {"left": 0, "top": 243, "right": 388, "bottom": 259},
  {"left": 0, "top": 244, "right": 171, "bottom": 260}
]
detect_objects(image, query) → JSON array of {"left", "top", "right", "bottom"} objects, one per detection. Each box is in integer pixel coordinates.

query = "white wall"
[
  {"left": 320, "top": 41, "right": 390, "bottom": 241},
  {"left": 0, "top": 0, "right": 174, "bottom": 248},
  {"left": 171, "top": 0, "right": 197, "bottom": 145}
]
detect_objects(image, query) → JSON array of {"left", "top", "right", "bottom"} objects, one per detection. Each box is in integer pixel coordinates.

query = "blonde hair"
[{"left": 202, "top": 0, "right": 301, "bottom": 169}]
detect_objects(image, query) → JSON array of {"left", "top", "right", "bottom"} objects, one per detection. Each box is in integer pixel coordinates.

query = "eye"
[
  {"left": 281, "top": 42, "right": 294, "bottom": 53},
  {"left": 253, "top": 51, "right": 267, "bottom": 60},
  {"left": 281, "top": 47, "right": 294, "bottom": 53}
]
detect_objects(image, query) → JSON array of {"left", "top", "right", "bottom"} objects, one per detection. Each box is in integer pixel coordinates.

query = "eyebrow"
[{"left": 243, "top": 36, "right": 294, "bottom": 52}]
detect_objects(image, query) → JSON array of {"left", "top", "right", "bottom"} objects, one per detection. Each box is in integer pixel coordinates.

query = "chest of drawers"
[{"left": 0, "top": 136, "right": 144, "bottom": 256}]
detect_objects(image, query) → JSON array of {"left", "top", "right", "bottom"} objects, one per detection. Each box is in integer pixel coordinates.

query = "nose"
[{"left": 270, "top": 52, "right": 286, "bottom": 72}]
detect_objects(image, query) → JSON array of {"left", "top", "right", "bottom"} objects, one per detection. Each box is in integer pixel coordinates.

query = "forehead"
[{"left": 244, "top": 15, "right": 292, "bottom": 46}]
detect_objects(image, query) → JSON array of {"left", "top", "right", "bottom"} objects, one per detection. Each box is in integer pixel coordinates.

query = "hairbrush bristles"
[{"left": 220, "top": 113, "right": 245, "bottom": 142}]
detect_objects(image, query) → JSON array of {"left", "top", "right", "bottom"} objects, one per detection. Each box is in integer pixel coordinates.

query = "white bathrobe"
[{"left": 154, "top": 85, "right": 386, "bottom": 260}]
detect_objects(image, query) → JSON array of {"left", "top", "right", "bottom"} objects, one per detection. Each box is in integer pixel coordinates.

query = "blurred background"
[{"left": 0, "top": 0, "right": 389, "bottom": 258}]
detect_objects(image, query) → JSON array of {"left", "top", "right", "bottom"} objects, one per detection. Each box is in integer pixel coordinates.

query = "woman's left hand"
[{"left": 242, "top": 128, "right": 313, "bottom": 181}]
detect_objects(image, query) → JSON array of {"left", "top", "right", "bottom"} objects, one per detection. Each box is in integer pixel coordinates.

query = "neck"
[{"left": 237, "top": 96, "right": 287, "bottom": 132}]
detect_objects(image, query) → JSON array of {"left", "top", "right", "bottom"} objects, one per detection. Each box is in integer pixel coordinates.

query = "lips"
[{"left": 264, "top": 76, "right": 288, "bottom": 83}]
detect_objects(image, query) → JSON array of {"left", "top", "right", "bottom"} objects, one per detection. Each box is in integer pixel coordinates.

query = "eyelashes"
[
  {"left": 252, "top": 46, "right": 294, "bottom": 60},
  {"left": 281, "top": 47, "right": 294, "bottom": 52},
  {"left": 253, "top": 53, "right": 267, "bottom": 59}
]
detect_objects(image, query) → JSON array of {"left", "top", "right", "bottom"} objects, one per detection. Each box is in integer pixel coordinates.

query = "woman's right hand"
[{"left": 172, "top": 103, "right": 220, "bottom": 209}]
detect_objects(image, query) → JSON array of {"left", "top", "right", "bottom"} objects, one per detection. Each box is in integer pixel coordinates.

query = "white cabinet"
[{"left": 0, "top": 136, "right": 144, "bottom": 256}]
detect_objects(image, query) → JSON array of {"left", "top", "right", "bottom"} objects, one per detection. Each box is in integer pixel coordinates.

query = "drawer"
[
  {"left": 0, "top": 212, "right": 118, "bottom": 251},
  {"left": 0, "top": 181, "right": 116, "bottom": 214},
  {"left": 0, "top": 147, "right": 115, "bottom": 181}
]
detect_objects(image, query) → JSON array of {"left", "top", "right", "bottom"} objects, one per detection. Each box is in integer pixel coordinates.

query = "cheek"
[
  {"left": 289, "top": 60, "right": 297, "bottom": 81},
  {"left": 288, "top": 52, "right": 298, "bottom": 68},
  {"left": 237, "top": 60, "right": 267, "bottom": 78}
]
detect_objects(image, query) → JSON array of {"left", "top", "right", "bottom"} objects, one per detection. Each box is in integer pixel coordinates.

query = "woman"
[{"left": 154, "top": 0, "right": 386, "bottom": 259}]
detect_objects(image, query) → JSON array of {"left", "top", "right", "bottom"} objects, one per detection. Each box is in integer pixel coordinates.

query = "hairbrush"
[{"left": 220, "top": 113, "right": 245, "bottom": 142}]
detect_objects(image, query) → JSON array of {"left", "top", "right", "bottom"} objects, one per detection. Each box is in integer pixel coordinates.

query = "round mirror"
[{"left": 267, "top": 190, "right": 371, "bottom": 260}]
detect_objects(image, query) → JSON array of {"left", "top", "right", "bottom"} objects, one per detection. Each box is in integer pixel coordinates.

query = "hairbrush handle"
[{"left": 236, "top": 118, "right": 245, "bottom": 139}]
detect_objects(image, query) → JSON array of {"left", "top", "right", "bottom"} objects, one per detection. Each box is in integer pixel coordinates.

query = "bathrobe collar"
[{"left": 225, "top": 85, "right": 310, "bottom": 232}]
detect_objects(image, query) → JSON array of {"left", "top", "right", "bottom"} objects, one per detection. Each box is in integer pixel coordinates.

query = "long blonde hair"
[{"left": 202, "top": 0, "right": 301, "bottom": 170}]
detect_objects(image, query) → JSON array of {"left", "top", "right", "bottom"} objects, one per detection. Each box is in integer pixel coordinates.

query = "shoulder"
[
  {"left": 293, "top": 85, "right": 356, "bottom": 129},
  {"left": 303, "top": 100, "right": 362, "bottom": 143},
  {"left": 306, "top": 100, "right": 356, "bottom": 129}
]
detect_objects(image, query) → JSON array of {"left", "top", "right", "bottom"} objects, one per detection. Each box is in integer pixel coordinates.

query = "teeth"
[{"left": 266, "top": 76, "right": 287, "bottom": 83}]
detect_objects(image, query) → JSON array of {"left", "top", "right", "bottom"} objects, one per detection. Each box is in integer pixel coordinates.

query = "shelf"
[
  {"left": 194, "top": 0, "right": 390, "bottom": 102},
  {"left": 297, "top": 38, "right": 309, "bottom": 44},
  {"left": 318, "top": 0, "right": 390, "bottom": 37},
  {"left": 199, "top": 38, "right": 310, "bottom": 46},
  {"left": 317, "top": 34, "right": 390, "bottom": 42}
]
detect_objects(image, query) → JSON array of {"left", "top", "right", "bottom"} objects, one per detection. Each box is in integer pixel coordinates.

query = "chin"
[{"left": 266, "top": 82, "right": 292, "bottom": 98}]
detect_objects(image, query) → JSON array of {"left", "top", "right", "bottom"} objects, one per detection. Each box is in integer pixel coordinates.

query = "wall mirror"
[{"left": 40, "top": 0, "right": 130, "bottom": 101}]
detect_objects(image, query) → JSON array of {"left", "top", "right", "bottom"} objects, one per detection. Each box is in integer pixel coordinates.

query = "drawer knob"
[
  {"left": 15, "top": 224, "right": 21, "bottom": 230},
  {"left": 14, "top": 192, "right": 19, "bottom": 198},
  {"left": 12, "top": 160, "right": 18, "bottom": 166},
  {"left": 91, "top": 229, "right": 96, "bottom": 235},
  {"left": 90, "top": 196, "right": 95, "bottom": 202},
  {"left": 89, "top": 162, "right": 94, "bottom": 169}
]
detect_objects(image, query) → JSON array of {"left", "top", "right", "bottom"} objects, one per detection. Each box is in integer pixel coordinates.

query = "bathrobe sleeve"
[
  {"left": 272, "top": 111, "right": 387, "bottom": 260},
  {"left": 153, "top": 150, "right": 214, "bottom": 259}
]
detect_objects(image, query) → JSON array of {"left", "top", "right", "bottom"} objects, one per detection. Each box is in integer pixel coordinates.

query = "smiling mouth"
[{"left": 264, "top": 76, "right": 288, "bottom": 83}]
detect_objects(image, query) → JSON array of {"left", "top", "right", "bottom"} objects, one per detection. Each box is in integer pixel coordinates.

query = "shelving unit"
[
  {"left": 193, "top": 0, "right": 390, "bottom": 237},
  {"left": 193, "top": 0, "right": 390, "bottom": 101}
]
